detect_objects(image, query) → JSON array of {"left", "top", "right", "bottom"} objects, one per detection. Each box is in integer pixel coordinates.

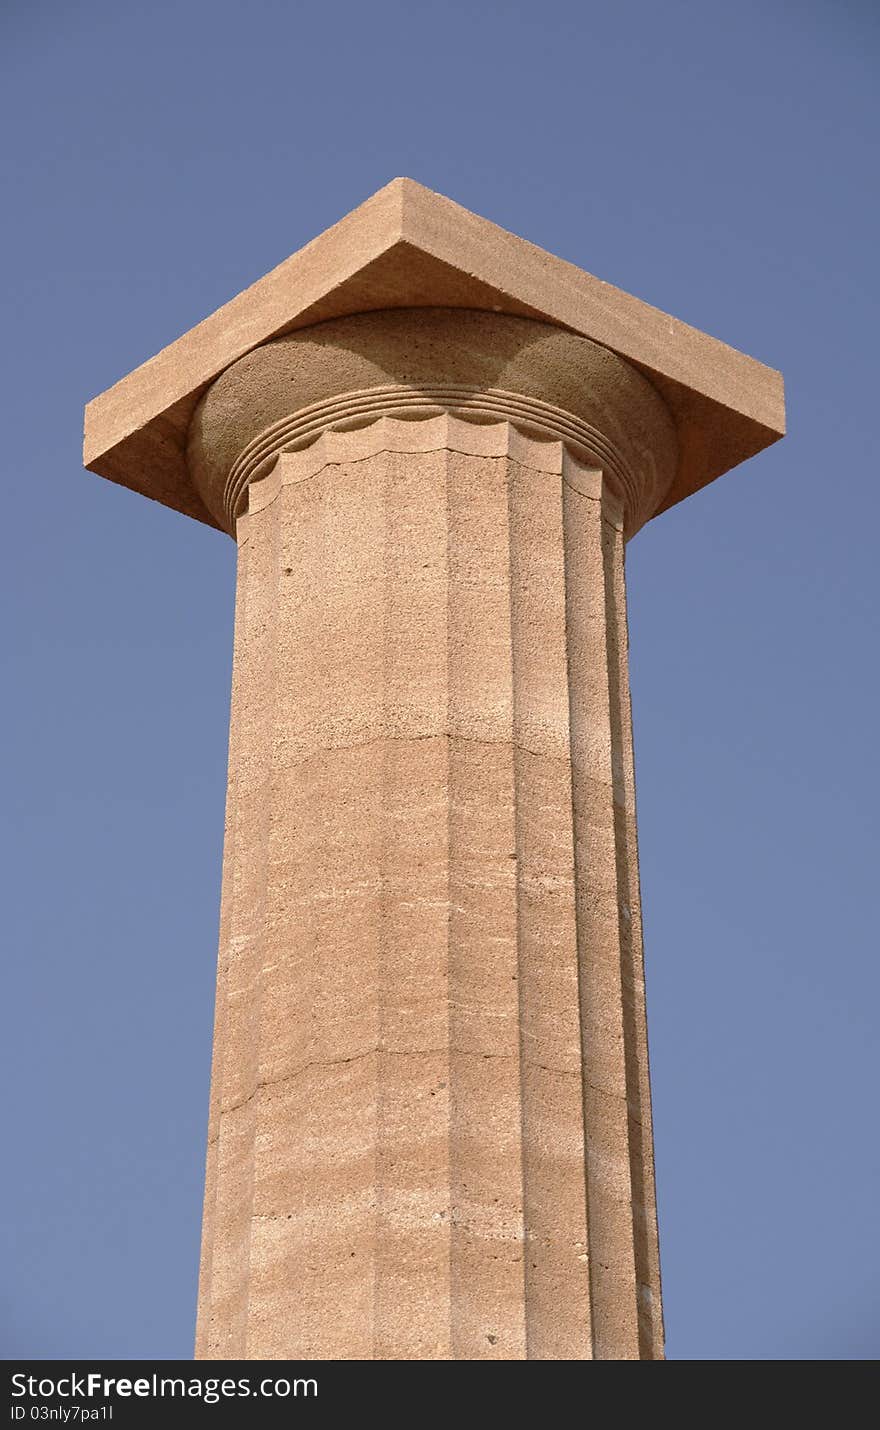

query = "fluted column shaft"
[
  {"left": 189, "top": 310, "right": 674, "bottom": 1361},
  {"left": 195, "top": 411, "right": 661, "bottom": 1360}
]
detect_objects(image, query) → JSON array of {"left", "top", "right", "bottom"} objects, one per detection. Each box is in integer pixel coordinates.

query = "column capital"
[
  {"left": 186, "top": 309, "right": 677, "bottom": 539},
  {"left": 83, "top": 178, "right": 784, "bottom": 534}
]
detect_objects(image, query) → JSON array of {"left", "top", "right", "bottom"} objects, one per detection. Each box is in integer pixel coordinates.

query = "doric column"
[
  {"left": 186, "top": 311, "right": 675, "bottom": 1359},
  {"left": 82, "top": 178, "right": 784, "bottom": 1364}
]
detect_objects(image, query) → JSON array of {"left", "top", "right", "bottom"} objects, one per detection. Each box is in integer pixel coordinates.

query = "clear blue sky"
[{"left": 2, "top": 0, "right": 877, "bottom": 1361}]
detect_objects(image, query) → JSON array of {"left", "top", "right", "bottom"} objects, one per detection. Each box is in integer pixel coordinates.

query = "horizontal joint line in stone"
[
  {"left": 247, "top": 446, "right": 606, "bottom": 522},
  {"left": 273, "top": 731, "right": 576, "bottom": 765},
  {"left": 219, "top": 1051, "right": 628, "bottom": 1117}
]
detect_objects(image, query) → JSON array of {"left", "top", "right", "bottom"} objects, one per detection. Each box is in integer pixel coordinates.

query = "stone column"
[
  {"left": 187, "top": 310, "right": 676, "bottom": 1360},
  {"left": 83, "top": 177, "right": 784, "bottom": 1365}
]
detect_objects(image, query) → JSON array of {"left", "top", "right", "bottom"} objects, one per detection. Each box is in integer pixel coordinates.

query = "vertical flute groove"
[
  {"left": 205, "top": 493, "right": 281, "bottom": 1356},
  {"left": 447, "top": 441, "right": 523, "bottom": 1359},
  {"left": 195, "top": 530, "right": 250, "bottom": 1356},
  {"left": 563, "top": 472, "right": 640, "bottom": 1360},
  {"left": 601, "top": 511, "right": 665, "bottom": 1360},
  {"left": 509, "top": 455, "right": 593, "bottom": 1358}
]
